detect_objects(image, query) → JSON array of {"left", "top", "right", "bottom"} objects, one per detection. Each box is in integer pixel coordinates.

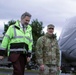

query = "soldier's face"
[
  {"left": 21, "top": 16, "right": 31, "bottom": 25},
  {"left": 47, "top": 28, "right": 54, "bottom": 35}
]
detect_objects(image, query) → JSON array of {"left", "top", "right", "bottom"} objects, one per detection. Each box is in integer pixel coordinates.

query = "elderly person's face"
[
  {"left": 21, "top": 16, "right": 31, "bottom": 25},
  {"left": 47, "top": 27, "right": 54, "bottom": 35}
]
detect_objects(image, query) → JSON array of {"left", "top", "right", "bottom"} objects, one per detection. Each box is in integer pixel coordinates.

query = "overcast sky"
[{"left": 0, "top": 0, "right": 76, "bottom": 38}]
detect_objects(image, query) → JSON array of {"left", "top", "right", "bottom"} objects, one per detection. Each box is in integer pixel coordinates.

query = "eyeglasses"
[{"left": 48, "top": 28, "right": 54, "bottom": 30}]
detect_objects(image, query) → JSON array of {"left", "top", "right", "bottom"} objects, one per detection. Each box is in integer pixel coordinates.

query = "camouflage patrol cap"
[{"left": 47, "top": 24, "right": 55, "bottom": 29}]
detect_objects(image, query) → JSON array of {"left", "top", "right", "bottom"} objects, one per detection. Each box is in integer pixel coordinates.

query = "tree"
[
  {"left": 31, "top": 19, "right": 44, "bottom": 47},
  {"left": 3, "top": 20, "right": 16, "bottom": 35},
  {"left": 30, "top": 19, "right": 44, "bottom": 64}
]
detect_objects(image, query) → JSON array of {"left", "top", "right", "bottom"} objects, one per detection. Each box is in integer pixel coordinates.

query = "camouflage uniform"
[{"left": 36, "top": 32, "right": 60, "bottom": 75}]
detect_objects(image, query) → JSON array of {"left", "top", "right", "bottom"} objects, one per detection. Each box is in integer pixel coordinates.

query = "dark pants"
[{"left": 11, "top": 54, "right": 26, "bottom": 75}]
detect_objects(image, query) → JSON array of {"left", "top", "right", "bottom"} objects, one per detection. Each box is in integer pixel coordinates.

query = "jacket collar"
[{"left": 45, "top": 32, "right": 56, "bottom": 39}]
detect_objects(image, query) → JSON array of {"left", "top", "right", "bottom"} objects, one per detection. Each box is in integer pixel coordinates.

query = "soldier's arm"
[
  {"left": 55, "top": 39, "right": 60, "bottom": 67},
  {"left": 35, "top": 37, "right": 44, "bottom": 65}
]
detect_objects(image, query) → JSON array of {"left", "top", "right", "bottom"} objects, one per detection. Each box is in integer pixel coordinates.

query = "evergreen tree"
[
  {"left": 31, "top": 19, "right": 44, "bottom": 46},
  {"left": 31, "top": 19, "right": 44, "bottom": 64},
  {"left": 3, "top": 20, "right": 16, "bottom": 35}
]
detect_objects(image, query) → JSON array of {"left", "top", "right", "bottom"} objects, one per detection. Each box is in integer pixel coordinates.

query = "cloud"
[
  {"left": 0, "top": 0, "right": 76, "bottom": 37},
  {"left": 0, "top": 19, "right": 8, "bottom": 34}
]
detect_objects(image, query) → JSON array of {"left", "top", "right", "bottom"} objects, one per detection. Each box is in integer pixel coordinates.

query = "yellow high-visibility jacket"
[{"left": 0, "top": 20, "right": 33, "bottom": 56}]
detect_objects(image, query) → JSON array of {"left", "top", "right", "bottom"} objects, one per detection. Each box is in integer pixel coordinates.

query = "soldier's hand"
[
  {"left": 57, "top": 66, "right": 61, "bottom": 71},
  {"left": 0, "top": 56, "right": 4, "bottom": 60},
  {"left": 27, "top": 57, "right": 31, "bottom": 62},
  {"left": 40, "top": 64, "right": 44, "bottom": 71}
]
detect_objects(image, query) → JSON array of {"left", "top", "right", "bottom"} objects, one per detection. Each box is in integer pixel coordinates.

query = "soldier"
[{"left": 36, "top": 24, "right": 60, "bottom": 75}]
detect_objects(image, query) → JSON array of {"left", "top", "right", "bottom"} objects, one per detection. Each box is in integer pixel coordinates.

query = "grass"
[
  {"left": 0, "top": 67, "right": 39, "bottom": 72},
  {"left": 0, "top": 68, "right": 39, "bottom": 75},
  {"left": 0, "top": 74, "right": 8, "bottom": 75},
  {"left": 0, "top": 67, "right": 39, "bottom": 75},
  {"left": 0, "top": 68, "right": 38, "bottom": 75},
  {"left": 0, "top": 74, "right": 9, "bottom": 75},
  {"left": 0, "top": 68, "right": 12, "bottom": 72}
]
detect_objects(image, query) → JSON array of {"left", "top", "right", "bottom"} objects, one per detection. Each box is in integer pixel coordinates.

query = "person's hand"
[
  {"left": 27, "top": 57, "right": 31, "bottom": 62},
  {"left": 40, "top": 64, "right": 44, "bottom": 71},
  {"left": 0, "top": 56, "right": 4, "bottom": 60},
  {"left": 57, "top": 66, "right": 61, "bottom": 71}
]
